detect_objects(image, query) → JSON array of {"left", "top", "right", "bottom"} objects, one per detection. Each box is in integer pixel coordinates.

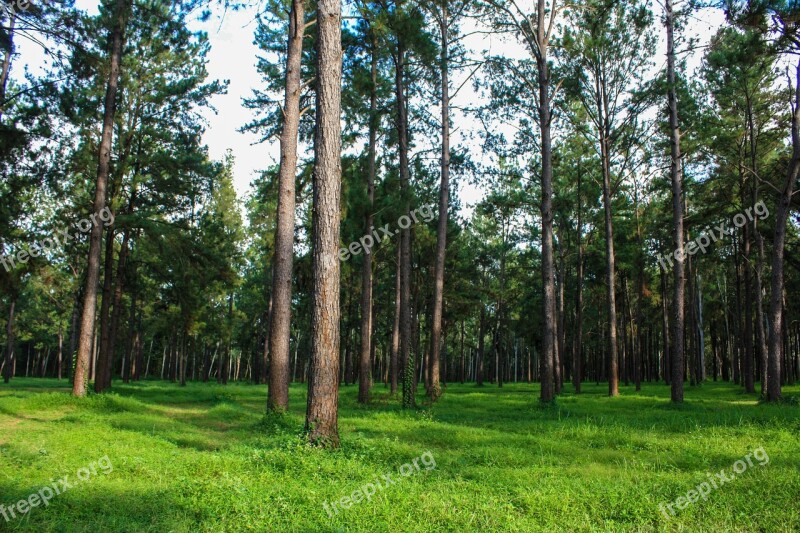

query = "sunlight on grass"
[{"left": 0, "top": 379, "right": 798, "bottom": 532}]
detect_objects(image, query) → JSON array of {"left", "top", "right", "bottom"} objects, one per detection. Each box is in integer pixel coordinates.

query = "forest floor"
[{"left": 0, "top": 379, "right": 798, "bottom": 532}]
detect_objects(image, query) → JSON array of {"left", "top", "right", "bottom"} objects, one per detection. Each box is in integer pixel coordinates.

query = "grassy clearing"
[{"left": 0, "top": 378, "right": 798, "bottom": 532}]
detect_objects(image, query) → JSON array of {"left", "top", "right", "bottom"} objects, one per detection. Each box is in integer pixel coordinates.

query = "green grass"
[{"left": 1, "top": 378, "right": 798, "bottom": 532}]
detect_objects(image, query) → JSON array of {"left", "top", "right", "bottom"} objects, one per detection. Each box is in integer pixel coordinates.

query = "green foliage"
[{"left": 1, "top": 379, "right": 799, "bottom": 531}]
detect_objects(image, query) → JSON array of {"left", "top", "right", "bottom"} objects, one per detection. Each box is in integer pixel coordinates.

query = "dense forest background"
[{"left": 1, "top": 0, "right": 799, "bottom": 439}]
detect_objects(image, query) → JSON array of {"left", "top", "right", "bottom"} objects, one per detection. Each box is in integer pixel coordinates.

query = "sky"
[{"left": 12, "top": 1, "right": 727, "bottom": 209}]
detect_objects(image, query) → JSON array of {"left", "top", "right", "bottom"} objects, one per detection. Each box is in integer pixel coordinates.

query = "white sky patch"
[{"left": 11, "top": 2, "right": 727, "bottom": 211}]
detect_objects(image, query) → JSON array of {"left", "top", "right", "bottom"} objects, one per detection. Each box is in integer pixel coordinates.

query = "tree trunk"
[
  {"left": 94, "top": 226, "right": 116, "bottom": 392},
  {"left": 767, "top": 59, "right": 800, "bottom": 402},
  {"left": 696, "top": 272, "right": 705, "bottom": 383},
  {"left": 0, "top": 13, "right": 15, "bottom": 121},
  {"left": 390, "top": 245, "right": 400, "bottom": 394},
  {"left": 743, "top": 190, "right": 755, "bottom": 393},
  {"left": 73, "top": 0, "right": 129, "bottom": 397},
  {"left": 3, "top": 300, "right": 15, "bottom": 383},
  {"left": 666, "top": 0, "right": 685, "bottom": 402},
  {"left": 428, "top": 0, "right": 450, "bottom": 402},
  {"left": 267, "top": 0, "right": 305, "bottom": 412},
  {"left": 57, "top": 329, "right": 63, "bottom": 380},
  {"left": 395, "top": 20, "right": 414, "bottom": 410},
  {"left": 555, "top": 241, "right": 565, "bottom": 394},
  {"left": 536, "top": 0, "right": 556, "bottom": 402},
  {"left": 305, "top": 0, "right": 342, "bottom": 447},
  {"left": 600, "top": 123, "right": 619, "bottom": 397},
  {"left": 477, "top": 301, "right": 485, "bottom": 386},
  {"left": 358, "top": 38, "right": 379, "bottom": 404},
  {"left": 573, "top": 171, "right": 584, "bottom": 393}
]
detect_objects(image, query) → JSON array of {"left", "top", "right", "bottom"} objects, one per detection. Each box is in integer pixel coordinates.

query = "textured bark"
[
  {"left": 428, "top": 0, "right": 450, "bottom": 402},
  {"left": 767, "top": 59, "right": 800, "bottom": 402},
  {"left": 536, "top": 0, "right": 556, "bottom": 402},
  {"left": 73, "top": 0, "right": 128, "bottom": 397},
  {"left": 358, "top": 39, "right": 379, "bottom": 404},
  {"left": 666, "top": 0, "right": 684, "bottom": 402},
  {"left": 588, "top": 18, "right": 620, "bottom": 396},
  {"left": 305, "top": 0, "right": 342, "bottom": 447},
  {"left": 268, "top": 0, "right": 306, "bottom": 413},
  {"left": 394, "top": 18, "right": 414, "bottom": 409}
]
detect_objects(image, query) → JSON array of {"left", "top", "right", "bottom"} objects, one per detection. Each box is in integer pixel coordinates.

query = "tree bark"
[
  {"left": 305, "top": 0, "right": 342, "bottom": 446},
  {"left": 358, "top": 36, "right": 379, "bottom": 404},
  {"left": 394, "top": 13, "right": 414, "bottom": 409},
  {"left": 767, "top": 59, "right": 800, "bottom": 402},
  {"left": 390, "top": 245, "right": 400, "bottom": 394},
  {"left": 573, "top": 171, "right": 584, "bottom": 393},
  {"left": 94, "top": 227, "right": 116, "bottom": 392},
  {"left": 428, "top": 0, "right": 450, "bottom": 402},
  {"left": 666, "top": 0, "right": 685, "bottom": 402},
  {"left": 536, "top": 0, "right": 556, "bottom": 402},
  {"left": 268, "top": 0, "right": 306, "bottom": 413},
  {"left": 73, "top": 0, "right": 129, "bottom": 397}
]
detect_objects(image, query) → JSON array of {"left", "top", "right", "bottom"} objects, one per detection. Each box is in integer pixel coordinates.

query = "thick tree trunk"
[
  {"left": 268, "top": 0, "right": 305, "bottom": 413},
  {"left": 666, "top": 0, "right": 684, "bottom": 402},
  {"left": 305, "top": 0, "right": 342, "bottom": 446},
  {"left": 767, "top": 59, "right": 800, "bottom": 402},
  {"left": 73, "top": 0, "right": 129, "bottom": 397}
]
